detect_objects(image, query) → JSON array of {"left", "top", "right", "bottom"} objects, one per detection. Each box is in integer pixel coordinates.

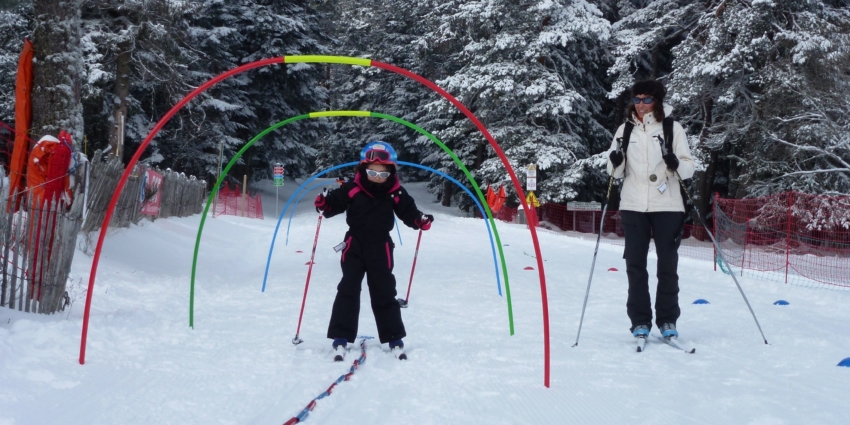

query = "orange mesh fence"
[
  {"left": 212, "top": 182, "right": 264, "bottom": 219},
  {"left": 713, "top": 192, "right": 850, "bottom": 289},
  {"left": 495, "top": 205, "right": 518, "bottom": 222}
]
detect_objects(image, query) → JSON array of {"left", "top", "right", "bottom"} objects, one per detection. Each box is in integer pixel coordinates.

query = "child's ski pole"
[
  {"left": 292, "top": 213, "right": 323, "bottom": 345},
  {"left": 397, "top": 228, "right": 424, "bottom": 308}
]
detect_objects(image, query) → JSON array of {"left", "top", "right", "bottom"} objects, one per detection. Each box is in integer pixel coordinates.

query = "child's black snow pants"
[
  {"left": 621, "top": 211, "right": 684, "bottom": 332},
  {"left": 327, "top": 232, "right": 406, "bottom": 344}
]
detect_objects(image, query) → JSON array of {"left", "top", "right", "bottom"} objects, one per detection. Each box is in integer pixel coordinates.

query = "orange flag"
[
  {"left": 491, "top": 186, "right": 507, "bottom": 213},
  {"left": 486, "top": 185, "right": 496, "bottom": 209},
  {"left": 8, "top": 38, "right": 34, "bottom": 211}
]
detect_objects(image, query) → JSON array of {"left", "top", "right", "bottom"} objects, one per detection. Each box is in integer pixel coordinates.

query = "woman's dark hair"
[{"left": 626, "top": 79, "right": 666, "bottom": 121}]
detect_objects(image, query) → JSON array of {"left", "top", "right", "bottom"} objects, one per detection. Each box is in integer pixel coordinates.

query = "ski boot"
[
  {"left": 332, "top": 338, "right": 348, "bottom": 362},
  {"left": 660, "top": 323, "right": 678, "bottom": 339},
  {"left": 389, "top": 339, "right": 407, "bottom": 360},
  {"left": 633, "top": 324, "right": 649, "bottom": 352}
]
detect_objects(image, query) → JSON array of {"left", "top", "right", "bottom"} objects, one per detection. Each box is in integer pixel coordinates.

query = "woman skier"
[{"left": 606, "top": 80, "right": 695, "bottom": 348}]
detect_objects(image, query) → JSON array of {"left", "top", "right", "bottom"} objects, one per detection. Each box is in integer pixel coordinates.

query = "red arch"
[{"left": 79, "top": 57, "right": 551, "bottom": 388}]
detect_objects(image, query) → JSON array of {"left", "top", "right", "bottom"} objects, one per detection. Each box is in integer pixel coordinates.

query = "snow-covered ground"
[{"left": 2, "top": 180, "right": 849, "bottom": 425}]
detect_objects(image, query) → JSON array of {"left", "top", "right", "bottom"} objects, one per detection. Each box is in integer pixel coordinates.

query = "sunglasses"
[
  {"left": 365, "top": 169, "right": 391, "bottom": 179},
  {"left": 363, "top": 149, "right": 392, "bottom": 163},
  {"left": 633, "top": 97, "right": 655, "bottom": 104}
]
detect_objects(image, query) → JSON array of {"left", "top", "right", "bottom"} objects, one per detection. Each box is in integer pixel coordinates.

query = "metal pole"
[
  {"left": 242, "top": 174, "right": 247, "bottom": 217},
  {"left": 572, "top": 175, "right": 615, "bottom": 347},
  {"left": 82, "top": 161, "right": 90, "bottom": 224},
  {"left": 213, "top": 141, "right": 223, "bottom": 217},
  {"left": 660, "top": 140, "right": 767, "bottom": 344}
]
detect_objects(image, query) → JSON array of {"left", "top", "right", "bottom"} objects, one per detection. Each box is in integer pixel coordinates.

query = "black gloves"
[
  {"left": 609, "top": 150, "right": 624, "bottom": 168},
  {"left": 663, "top": 153, "right": 679, "bottom": 171}
]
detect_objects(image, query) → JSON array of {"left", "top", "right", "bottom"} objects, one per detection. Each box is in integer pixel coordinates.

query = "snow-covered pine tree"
[
  {"left": 315, "top": 0, "right": 433, "bottom": 182},
  {"left": 668, "top": 0, "right": 850, "bottom": 210},
  {"left": 78, "top": 0, "right": 330, "bottom": 182},
  {"left": 419, "top": 0, "right": 612, "bottom": 206},
  {"left": 0, "top": 4, "right": 31, "bottom": 124},
  {"left": 80, "top": 0, "right": 199, "bottom": 162},
  {"left": 31, "top": 0, "right": 85, "bottom": 141},
  {"left": 161, "top": 0, "right": 330, "bottom": 182},
  {"left": 605, "top": 0, "right": 703, "bottom": 100}
]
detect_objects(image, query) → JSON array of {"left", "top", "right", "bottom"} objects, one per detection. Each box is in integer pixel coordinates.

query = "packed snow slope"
[{"left": 2, "top": 180, "right": 848, "bottom": 425}]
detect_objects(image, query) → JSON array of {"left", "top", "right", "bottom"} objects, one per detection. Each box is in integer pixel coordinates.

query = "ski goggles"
[
  {"left": 363, "top": 149, "right": 392, "bottom": 163},
  {"left": 365, "top": 169, "right": 391, "bottom": 179},
  {"left": 633, "top": 97, "right": 655, "bottom": 104}
]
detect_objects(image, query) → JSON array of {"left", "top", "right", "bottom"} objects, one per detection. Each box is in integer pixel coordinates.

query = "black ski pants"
[
  {"left": 621, "top": 210, "right": 684, "bottom": 332},
  {"left": 327, "top": 232, "right": 406, "bottom": 344}
]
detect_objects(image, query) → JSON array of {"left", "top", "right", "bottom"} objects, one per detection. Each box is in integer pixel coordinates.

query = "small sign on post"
[
  {"left": 273, "top": 163, "right": 284, "bottom": 217},
  {"left": 525, "top": 164, "right": 537, "bottom": 191},
  {"left": 567, "top": 201, "right": 602, "bottom": 211},
  {"left": 273, "top": 164, "right": 284, "bottom": 187}
]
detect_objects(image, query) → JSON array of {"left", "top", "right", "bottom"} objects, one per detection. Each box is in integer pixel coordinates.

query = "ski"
[
  {"left": 635, "top": 336, "right": 648, "bottom": 352},
  {"left": 655, "top": 335, "right": 695, "bottom": 354}
]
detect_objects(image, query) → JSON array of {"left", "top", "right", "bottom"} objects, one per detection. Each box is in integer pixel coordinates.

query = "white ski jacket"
[{"left": 606, "top": 104, "right": 695, "bottom": 213}]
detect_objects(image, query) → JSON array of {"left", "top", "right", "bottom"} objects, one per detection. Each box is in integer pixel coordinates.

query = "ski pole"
[
  {"left": 572, "top": 163, "right": 617, "bottom": 347},
  {"left": 292, "top": 213, "right": 323, "bottom": 345},
  {"left": 397, "top": 228, "right": 424, "bottom": 308},
  {"left": 658, "top": 139, "right": 768, "bottom": 345}
]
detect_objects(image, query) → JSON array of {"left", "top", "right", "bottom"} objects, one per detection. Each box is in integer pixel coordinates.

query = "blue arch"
[{"left": 262, "top": 161, "right": 502, "bottom": 296}]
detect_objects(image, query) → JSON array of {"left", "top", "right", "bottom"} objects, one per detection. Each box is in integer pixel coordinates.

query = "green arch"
[{"left": 191, "top": 111, "right": 514, "bottom": 333}]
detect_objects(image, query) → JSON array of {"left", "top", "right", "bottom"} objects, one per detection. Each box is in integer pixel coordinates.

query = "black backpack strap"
[
  {"left": 621, "top": 122, "right": 634, "bottom": 154},
  {"left": 661, "top": 117, "right": 692, "bottom": 216},
  {"left": 662, "top": 117, "right": 675, "bottom": 155}
]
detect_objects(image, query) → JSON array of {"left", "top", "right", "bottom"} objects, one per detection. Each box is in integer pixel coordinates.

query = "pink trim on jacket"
[{"left": 341, "top": 236, "right": 353, "bottom": 262}]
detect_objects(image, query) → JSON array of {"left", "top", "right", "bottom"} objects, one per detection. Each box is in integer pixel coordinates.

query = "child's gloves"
[
  {"left": 314, "top": 188, "right": 329, "bottom": 213},
  {"left": 415, "top": 214, "right": 434, "bottom": 231}
]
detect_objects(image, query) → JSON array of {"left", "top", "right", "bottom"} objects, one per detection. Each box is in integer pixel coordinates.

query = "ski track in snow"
[{"left": 1, "top": 180, "right": 848, "bottom": 425}]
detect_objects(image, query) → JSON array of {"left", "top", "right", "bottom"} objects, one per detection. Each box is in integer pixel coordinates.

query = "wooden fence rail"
[
  {"left": 82, "top": 150, "right": 206, "bottom": 233},
  {"left": 2, "top": 150, "right": 207, "bottom": 314},
  {"left": 0, "top": 186, "right": 84, "bottom": 314}
]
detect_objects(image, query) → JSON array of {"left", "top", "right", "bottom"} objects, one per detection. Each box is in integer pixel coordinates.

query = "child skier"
[{"left": 313, "top": 141, "right": 434, "bottom": 361}]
